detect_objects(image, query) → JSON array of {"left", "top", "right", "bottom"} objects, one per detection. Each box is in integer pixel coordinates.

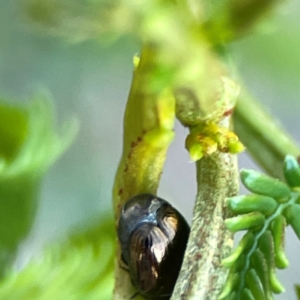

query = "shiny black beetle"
[{"left": 117, "top": 194, "right": 190, "bottom": 300}]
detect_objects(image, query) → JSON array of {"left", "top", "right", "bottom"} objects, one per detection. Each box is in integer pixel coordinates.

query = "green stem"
[
  {"left": 113, "top": 46, "right": 175, "bottom": 300},
  {"left": 234, "top": 92, "right": 300, "bottom": 180},
  {"left": 203, "top": 0, "right": 282, "bottom": 44}
]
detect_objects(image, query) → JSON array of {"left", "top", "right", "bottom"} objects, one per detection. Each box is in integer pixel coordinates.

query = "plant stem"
[
  {"left": 234, "top": 91, "right": 300, "bottom": 180},
  {"left": 172, "top": 117, "right": 239, "bottom": 299},
  {"left": 113, "top": 46, "right": 175, "bottom": 300}
]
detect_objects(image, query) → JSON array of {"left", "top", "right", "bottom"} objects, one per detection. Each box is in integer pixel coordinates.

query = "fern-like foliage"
[
  {"left": 0, "top": 96, "right": 78, "bottom": 277},
  {"left": 0, "top": 217, "right": 115, "bottom": 300},
  {"left": 220, "top": 155, "right": 300, "bottom": 300}
]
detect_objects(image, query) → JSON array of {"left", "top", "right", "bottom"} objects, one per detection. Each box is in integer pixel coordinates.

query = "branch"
[
  {"left": 234, "top": 91, "right": 300, "bottom": 180},
  {"left": 202, "top": 0, "right": 283, "bottom": 44},
  {"left": 112, "top": 46, "right": 175, "bottom": 300},
  {"left": 172, "top": 117, "right": 239, "bottom": 299}
]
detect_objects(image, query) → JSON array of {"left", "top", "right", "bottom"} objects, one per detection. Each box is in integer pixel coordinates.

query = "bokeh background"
[{"left": 0, "top": 0, "right": 299, "bottom": 299}]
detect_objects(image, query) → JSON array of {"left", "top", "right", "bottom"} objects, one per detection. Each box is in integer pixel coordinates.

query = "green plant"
[
  {"left": 221, "top": 155, "right": 300, "bottom": 300},
  {"left": 0, "top": 0, "right": 299, "bottom": 300},
  {"left": 0, "top": 217, "right": 115, "bottom": 300},
  {"left": 0, "top": 97, "right": 77, "bottom": 276}
]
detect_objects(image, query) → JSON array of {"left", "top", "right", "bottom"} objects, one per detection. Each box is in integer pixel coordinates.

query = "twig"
[
  {"left": 234, "top": 91, "right": 300, "bottom": 180},
  {"left": 172, "top": 117, "right": 239, "bottom": 299}
]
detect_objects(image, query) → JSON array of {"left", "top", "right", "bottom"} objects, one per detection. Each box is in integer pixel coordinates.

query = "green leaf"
[
  {"left": 269, "top": 271, "right": 285, "bottom": 294},
  {"left": 227, "top": 194, "right": 277, "bottom": 216},
  {"left": 250, "top": 250, "right": 271, "bottom": 299},
  {"left": 0, "top": 102, "right": 28, "bottom": 161},
  {"left": 271, "top": 215, "right": 289, "bottom": 269},
  {"left": 227, "top": 291, "right": 237, "bottom": 300},
  {"left": 283, "top": 155, "right": 300, "bottom": 188},
  {"left": 242, "top": 288, "right": 256, "bottom": 300},
  {"left": 222, "top": 232, "right": 254, "bottom": 268},
  {"left": 284, "top": 204, "right": 300, "bottom": 240},
  {"left": 258, "top": 231, "right": 284, "bottom": 294},
  {"left": 0, "top": 96, "right": 78, "bottom": 178},
  {"left": 0, "top": 217, "right": 115, "bottom": 300},
  {"left": 219, "top": 267, "right": 239, "bottom": 299},
  {"left": 245, "top": 269, "right": 265, "bottom": 300},
  {"left": 222, "top": 156, "right": 299, "bottom": 300},
  {"left": 0, "top": 96, "right": 78, "bottom": 275},
  {"left": 225, "top": 212, "right": 265, "bottom": 232},
  {"left": 240, "top": 169, "right": 290, "bottom": 202}
]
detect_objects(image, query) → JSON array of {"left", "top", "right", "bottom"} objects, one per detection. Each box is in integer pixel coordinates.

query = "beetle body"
[{"left": 117, "top": 194, "right": 190, "bottom": 300}]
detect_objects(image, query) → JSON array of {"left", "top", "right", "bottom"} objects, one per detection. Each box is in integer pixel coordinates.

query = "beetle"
[{"left": 117, "top": 194, "right": 190, "bottom": 300}]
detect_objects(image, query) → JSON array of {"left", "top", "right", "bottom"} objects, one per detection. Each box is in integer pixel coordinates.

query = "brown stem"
[{"left": 171, "top": 118, "right": 238, "bottom": 299}]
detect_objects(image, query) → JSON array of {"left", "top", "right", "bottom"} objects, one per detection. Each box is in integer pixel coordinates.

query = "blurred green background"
[{"left": 0, "top": 0, "right": 299, "bottom": 299}]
